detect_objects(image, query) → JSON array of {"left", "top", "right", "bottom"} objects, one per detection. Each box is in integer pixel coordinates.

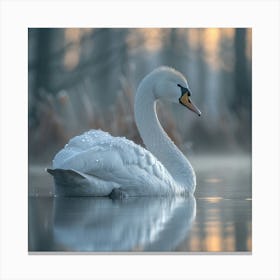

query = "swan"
[{"left": 47, "top": 66, "right": 201, "bottom": 197}]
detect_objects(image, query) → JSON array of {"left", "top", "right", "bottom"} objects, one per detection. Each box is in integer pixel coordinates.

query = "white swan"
[{"left": 47, "top": 66, "right": 201, "bottom": 197}]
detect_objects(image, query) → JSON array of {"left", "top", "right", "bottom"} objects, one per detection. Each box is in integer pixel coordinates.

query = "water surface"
[{"left": 28, "top": 155, "right": 251, "bottom": 252}]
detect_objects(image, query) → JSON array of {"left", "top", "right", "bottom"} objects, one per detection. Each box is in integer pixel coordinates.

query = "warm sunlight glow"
[
  {"left": 187, "top": 28, "right": 235, "bottom": 71},
  {"left": 246, "top": 29, "right": 252, "bottom": 60},
  {"left": 188, "top": 226, "right": 202, "bottom": 251},
  {"left": 202, "top": 197, "right": 223, "bottom": 203},
  {"left": 63, "top": 29, "right": 82, "bottom": 70},
  {"left": 246, "top": 222, "right": 252, "bottom": 251},
  {"left": 204, "top": 220, "right": 222, "bottom": 251},
  {"left": 189, "top": 233, "right": 201, "bottom": 251},
  {"left": 65, "top": 28, "right": 81, "bottom": 42},
  {"left": 204, "top": 178, "right": 223, "bottom": 183},
  {"left": 188, "top": 29, "right": 200, "bottom": 49},
  {"left": 64, "top": 47, "right": 80, "bottom": 70},
  {"left": 129, "top": 28, "right": 163, "bottom": 52},
  {"left": 203, "top": 28, "right": 221, "bottom": 70},
  {"left": 224, "top": 224, "right": 235, "bottom": 251},
  {"left": 222, "top": 28, "right": 235, "bottom": 39}
]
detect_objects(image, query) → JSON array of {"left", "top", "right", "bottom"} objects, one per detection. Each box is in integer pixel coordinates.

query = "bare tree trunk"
[
  {"left": 34, "top": 28, "right": 52, "bottom": 95},
  {"left": 233, "top": 28, "right": 252, "bottom": 151},
  {"left": 29, "top": 28, "right": 53, "bottom": 127}
]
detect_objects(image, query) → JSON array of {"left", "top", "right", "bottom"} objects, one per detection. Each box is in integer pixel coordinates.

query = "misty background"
[{"left": 28, "top": 28, "right": 252, "bottom": 163}]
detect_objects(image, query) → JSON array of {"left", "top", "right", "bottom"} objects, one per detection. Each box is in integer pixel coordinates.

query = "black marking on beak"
[{"left": 177, "top": 84, "right": 191, "bottom": 97}]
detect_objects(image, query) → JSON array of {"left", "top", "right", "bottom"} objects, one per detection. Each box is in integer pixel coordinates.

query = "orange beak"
[{"left": 179, "top": 93, "right": 201, "bottom": 116}]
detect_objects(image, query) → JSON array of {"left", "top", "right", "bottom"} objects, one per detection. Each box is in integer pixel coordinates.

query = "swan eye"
[{"left": 177, "top": 84, "right": 191, "bottom": 96}]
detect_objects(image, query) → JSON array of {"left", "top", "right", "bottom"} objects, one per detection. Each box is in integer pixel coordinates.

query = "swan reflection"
[{"left": 53, "top": 196, "right": 196, "bottom": 252}]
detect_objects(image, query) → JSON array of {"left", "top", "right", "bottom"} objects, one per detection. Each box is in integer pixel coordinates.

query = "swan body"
[{"left": 48, "top": 66, "right": 201, "bottom": 197}]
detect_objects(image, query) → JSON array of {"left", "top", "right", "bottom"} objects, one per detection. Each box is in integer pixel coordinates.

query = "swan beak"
[{"left": 179, "top": 93, "right": 201, "bottom": 116}]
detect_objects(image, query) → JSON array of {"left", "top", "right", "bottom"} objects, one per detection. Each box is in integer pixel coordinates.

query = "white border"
[{"left": 1, "top": 0, "right": 279, "bottom": 279}]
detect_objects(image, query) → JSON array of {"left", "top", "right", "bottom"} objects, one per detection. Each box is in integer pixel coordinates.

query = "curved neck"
[{"left": 134, "top": 82, "right": 195, "bottom": 193}]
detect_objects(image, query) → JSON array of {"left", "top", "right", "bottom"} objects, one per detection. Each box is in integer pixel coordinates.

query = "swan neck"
[{"left": 134, "top": 82, "right": 195, "bottom": 193}]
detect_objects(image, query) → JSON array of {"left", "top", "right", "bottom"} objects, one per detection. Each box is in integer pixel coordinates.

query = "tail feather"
[
  {"left": 47, "top": 168, "right": 85, "bottom": 180},
  {"left": 47, "top": 168, "right": 90, "bottom": 196},
  {"left": 46, "top": 168, "right": 118, "bottom": 196}
]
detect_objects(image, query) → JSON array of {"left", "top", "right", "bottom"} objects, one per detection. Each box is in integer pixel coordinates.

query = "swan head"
[{"left": 153, "top": 66, "right": 201, "bottom": 116}]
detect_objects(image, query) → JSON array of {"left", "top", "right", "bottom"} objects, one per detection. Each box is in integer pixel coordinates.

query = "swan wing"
[{"left": 50, "top": 130, "right": 176, "bottom": 196}]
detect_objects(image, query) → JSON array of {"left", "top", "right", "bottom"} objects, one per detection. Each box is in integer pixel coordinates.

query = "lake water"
[{"left": 28, "top": 155, "right": 251, "bottom": 253}]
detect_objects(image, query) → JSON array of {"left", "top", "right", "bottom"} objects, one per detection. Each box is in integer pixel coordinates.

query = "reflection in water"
[
  {"left": 181, "top": 198, "right": 252, "bottom": 252},
  {"left": 29, "top": 196, "right": 196, "bottom": 252}
]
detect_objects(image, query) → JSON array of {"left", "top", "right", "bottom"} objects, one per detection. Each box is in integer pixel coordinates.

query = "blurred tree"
[
  {"left": 34, "top": 29, "right": 53, "bottom": 94},
  {"left": 118, "top": 29, "right": 129, "bottom": 77},
  {"left": 232, "top": 28, "right": 252, "bottom": 151},
  {"left": 90, "top": 28, "right": 130, "bottom": 107},
  {"left": 29, "top": 28, "right": 54, "bottom": 127},
  {"left": 234, "top": 29, "right": 251, "bottom": 109},
  {"left": 196, "top": 29, "right": 207, "bottom": 105},
  {"left": 91, "top": 28, "right": 114, "bottom": 105},
  {"left": 161, "top": 28, "right": 189, "bottom": 72}
]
